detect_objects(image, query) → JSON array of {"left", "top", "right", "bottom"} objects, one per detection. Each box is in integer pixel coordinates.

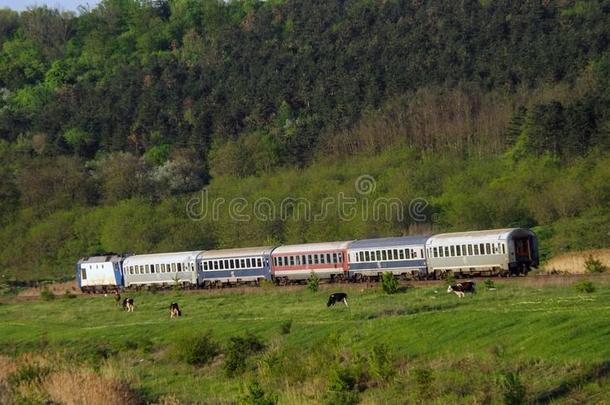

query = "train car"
[
  {"left": 197, "top": 246, "right": 274, "bottom": 287},
  {"left": 425, "top": 228, "right": 539, "bottom": 278},
  {"left": 76, "top": 254, "right": 127, "bottom": 293},
  {"left": 122, "top": 251, "right": 203, "bottom": 288},
  {"left": 347, "top": 236, "right": 429, "bottom": 281},
  {"left": 271, "top": 241, "right": 352, "bottom": 284}
]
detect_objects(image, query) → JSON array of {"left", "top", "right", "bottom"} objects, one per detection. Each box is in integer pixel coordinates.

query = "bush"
[
  {"left": 381, "top": 272, "right": 398, "bottom": 294},
  {"left": 224, "top": 333, "right": 266, "bottom": 377},
  {"left": 585, "top": 255, "right": 608, "bottom": 273},
  {"left": 238, "top": 381, "right": 278, "bottom": 405},
  {"left": 574, "top": 280, "right": 595, "bottom": 293},
  {"left": 307, "top": 271, "right": 320, "bottom": 293},
  {"left": 368, "top": 344, "right": 394, "bottom": 382},
  {"left": 501, "top": 371, "right": 526, "bottom": 405},
  {"left": 279, "top": 320, "right": 292, "bottom": 335},
  {"left": 63, "top": 290, "right": 77, "bottom": 299},
  {"left": 173, "top": 332, "right": 220, "bottom": 366},
  {"left": 484, "top": 279, "right": 496, "bottom": 289},
  {"left": 40, "top": 287, "right": 55, "bottom": 301}
]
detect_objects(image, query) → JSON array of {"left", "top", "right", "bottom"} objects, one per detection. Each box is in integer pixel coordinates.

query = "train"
[{"left": 76, "top": 228, "right": 539, "bottom": 292}]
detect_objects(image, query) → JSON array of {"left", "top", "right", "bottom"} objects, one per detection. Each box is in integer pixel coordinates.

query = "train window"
[
  {"left": 485, "top": 243, "right": 491, "bottom": 255},
  {"left": 170, "top": 263, "right": 175, "bottom": 272},
  {"left": 374, "top": 251, "right": 379, "bottom": 261},
  {"left": 357, "top": 252, "right": 363, "bottom": 262},
  {"left": 397, "top": 249, "right": 403, "bottom": 260},
  {"left": 204, "top": 261, "right": 208, "bottom": 270},
  {"left": 501, "top": 244, "right": 506, "bottom": 254},
  {"left": 404, "top": 249, "right": 409, "bottom": 259},
  {"left": 228, "top": 259, "right": 233, "bottom": 269},
  {"left": 468, "top": 245, "right": 473, "bottom": 255},
  {"left": 388, "top": 250, "right": 393, "bottom": 260},
  {"left": 461, "top": 245, "right": 466, "bottom": 256},
  {"left": 219, "top": 260, "right": 224, "bottom": 270},
  {"left": 326, "top": 253, "right": 331, "bottom": 263},
  {"left": 257, "top": 258, "right": 262, "bottom": 267},
  {"left": 156, "top": 264, "right": 161, "bottom": 273},
  {"left": 289, "top": 256, "right": 294, "bottom": 266},
  {"left": 412, "top": 249, "right": 417, "bottom": 258},
  {"left": 440, "top": 247, "right": 445, "bottom": 257},
  {"left": 473, "top": 245, "right": 479, "bottom": 255},
  {"left": 176, "top": 263, "right": 181, "bottom": 272},
  {"left": 295, "top": 256, "right": 300, "bottom": 265},
  {"left": 380, "top": 250, "right": 386, "bottom": 261},
  {"left": 319, "top": 254, "right": 325, "bottom": 264},
  {"left": 144, "top": 264, "right": 148, "bottom": 273},
  {"left": 81, "top": 269, "right": 87, "bottom": 280},
  {"left": 245, "top": 258, "right": 250, "bottom": 268},
  {"left": 450, "top": 246, "right": 455, "bottom": 257},
  {"left": 240, "top": 259, "right": 244, "bottom": 268},
  {"left": 443, "top": 247, "right": 448, "bottom": 257},
  {"left": 456, "top": 245, "right": 461, "bottom": 256},
  {"left": 431, "top": 247, "right": 436, "bottom": 257},
  {"left": 477, "top": 244, "right": 483, "bottom": 255},
  {"left": 313, "top": 255, "right": 318, "bottom": 264}
]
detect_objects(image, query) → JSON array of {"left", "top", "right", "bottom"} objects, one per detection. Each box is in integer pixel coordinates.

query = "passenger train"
[{"left": 76, "top": 228, "right": 539, "bottom": 292}]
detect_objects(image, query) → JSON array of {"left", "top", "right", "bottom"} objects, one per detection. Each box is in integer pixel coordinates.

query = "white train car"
[
  {"left": 77, "top": 254, "right": 126, "bottom": 292},
  {"left": 425, "top": 228, "right": 539, "bottom": 278},
  {"left": 271, "top": 241, "right": 352, "bottom": 283},
  {"left": 122, "top": 251, "right": 203, "bottom": 288},
  {"left": 197, "top": 246, "right": 274, "bottom": 287}
]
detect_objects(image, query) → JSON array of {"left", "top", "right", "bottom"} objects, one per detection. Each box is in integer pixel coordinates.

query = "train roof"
[
  {"left": 78, "top": 254, "right": 125, "bottom": 264},
  {"left": 426, "top": 228, "right": 535, "bottom": 245},
  {"left": 272, "top": 241, "right": 352, "bottom": 255},
  {"left": 123, "top": 251, "right": 203, "bottom": 265},
  {"left": 349, "top": 235, "right": 430, "bottom": 249},
  {"left": 199, "top": 246, "right": 275, "bottom": 259}
]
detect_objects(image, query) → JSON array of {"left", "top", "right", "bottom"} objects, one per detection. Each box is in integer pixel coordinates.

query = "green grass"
[{"left": 1, "top": 280, "right": 610, "bottom": 403}]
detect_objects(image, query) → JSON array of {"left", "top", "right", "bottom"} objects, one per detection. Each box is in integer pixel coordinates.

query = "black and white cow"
[
  {"left": 122, "top": 298, "right": 135, "bottom": 312},
  {"left": 327, "top": 292, "right": 348, "bottom": 307},
  {"left": 169, "top": 302, "right": 182, "bottom": 318},
  {"left": 447, "top": 281, "right": 476, "bottom": 298}
]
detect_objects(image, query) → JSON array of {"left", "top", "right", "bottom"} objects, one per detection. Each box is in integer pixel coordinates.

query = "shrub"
[
  {"left": 574, "top": 280, "right": 595, "bottom": 293},
  {"left": 238, "top": 381, "right": 278, "bottom": 405},
  {"left": 484, "top": 279, "right": 496, "bottom": 289},
  {"left": 413, "top": 367, "right": 434, "bottom": 398},
  {"left": 326, "top": 364, "right": 362, "bottom": 405},
  {"left": 368, "top": 344, "right": 394, "bottom": 382},
  {"left": 224, "top": 333, "right": 266, "bottom": 377},
  {"left": 585, "top": 255, "right": 608, "bottom": 273},
  {"left": 501, "top": 371, "right": 526, "bottom": 405},
  {"left": 279, "top": 320, "right": 292, "bottom": 335},
  {"left": 63, "top": 290, "right": 77, "bottom": 299},
  {"left": 40, "top": 287, "right": 55, "bottom": 301},
  {"left": 173, "top": 333, "right": 220, "bottom": 366},
  {"left": 307, "top": 271, "right": 320, "bottom": 293},
  {"left": 381, "top": 272, "right": 398, "bottom": 294}
]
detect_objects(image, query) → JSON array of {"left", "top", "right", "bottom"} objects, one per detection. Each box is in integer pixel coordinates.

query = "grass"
[{"left": 1, "top": 280, "right": 610, "bottom": 403}]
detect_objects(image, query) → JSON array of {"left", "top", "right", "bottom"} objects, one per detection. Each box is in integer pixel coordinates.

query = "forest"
[{"left": 0, "top": 0, "right": 609, "bottom": 280}]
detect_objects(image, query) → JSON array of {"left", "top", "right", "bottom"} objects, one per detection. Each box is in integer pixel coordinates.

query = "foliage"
[
  {"left": 501, "top": 371, "right": 526, "bottom": 405},
  {"left": 484, "top": 279, "right": 496, "bottom": 289},
  {"left": 238, "top": 381, "right": 277, "bottom": 405},
  {"left": 40, "top": 287, "right": 55, "bottom": 301},
  {"left": 173, "top": 332, "right": 220, "bottom": 366},
  {"left": 381, "top": 272, "right": 398, "bottom": 295},
  {"left": 279, "top": 320, "right": 292, "bottom": 335},
  {"left": 307, "top": 271, "right": 320, "bottom": 293},
  {"left": 584, "top": 255, "right": 608, "bottom": 274},
  {"left": 223, "top": 333, "right": 266, "bottom": 377},
  {"left": 368, "top": 344, "right": 394, "bottom": 382},
  {"left": 574, "top": 280, "right": 595, "bottom": 294}
]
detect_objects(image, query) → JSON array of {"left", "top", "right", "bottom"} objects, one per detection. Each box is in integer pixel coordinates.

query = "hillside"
[
  {"left": 0, "top": 0, "right": 609, "bottom": 281},
  {"left": 1, "top": 279, "right": 610, "bottom": 403}
]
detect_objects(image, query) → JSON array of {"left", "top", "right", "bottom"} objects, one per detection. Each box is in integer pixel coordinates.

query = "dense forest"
[{"left": 0, "top": 0, "right": 609, "bottom": 280}]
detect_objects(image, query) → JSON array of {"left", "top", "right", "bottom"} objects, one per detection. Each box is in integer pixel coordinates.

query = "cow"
[
  {"left": 327, "top": 292, "right": 348, "bottom": 307},
  {"left": 122, "top": 298, "right": 135, "bottom": 312},
  {"left": 169, "top": 302, "right": 182, "bottom": 318},
  {"left": 447, "top": 281, "right": 476, "bottom": 298}
]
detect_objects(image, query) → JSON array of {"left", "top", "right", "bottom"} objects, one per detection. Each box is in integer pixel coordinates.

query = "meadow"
[{"left": 1, "top": 277, "right": 610, "bottom": 404}]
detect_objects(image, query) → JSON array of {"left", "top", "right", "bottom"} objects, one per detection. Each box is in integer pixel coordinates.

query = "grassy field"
[{"left": 1, "top": 278, "right": 610, "bottom": 404}]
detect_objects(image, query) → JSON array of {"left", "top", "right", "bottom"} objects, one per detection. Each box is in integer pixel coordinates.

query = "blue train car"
[
  {"left": 76, "top": 254, "right": 127, "bottom": 292},
  {"left": 347, "top": 236, "right": 429, "bottom": 281},
  {"left": 197, "top": 246, "right": 274, "bottom": 287}
]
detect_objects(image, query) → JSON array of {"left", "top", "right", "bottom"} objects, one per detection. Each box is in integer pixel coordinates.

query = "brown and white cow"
[
  {"left": 447, "top": 281, "right": 476, "bottom": 298},
  {"left": 122, "top": 298, "right": 135, "bottom": 312},
  {"left": 169, "top": 302, "right": 182, "bottom": 318}
]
